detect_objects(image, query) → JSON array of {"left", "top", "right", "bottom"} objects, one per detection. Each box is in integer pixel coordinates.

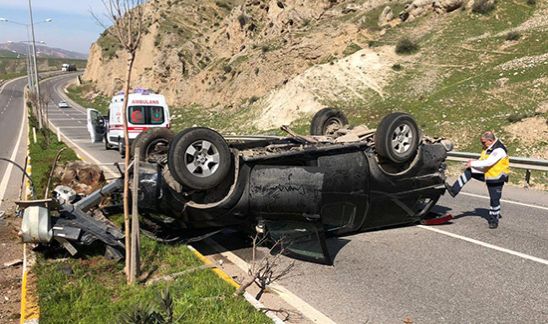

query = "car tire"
[
  {"left": 131, "top": 128, "right": 174, "bottom": 163},
  {"left": 375, "top": 112, "right": 420, "bottom": 164},
  {"left": 168, "top": 127, "right": 231, "bottom": 190},
  {"left": 310, "top": 108, "right": 349, "bottom": 136}
]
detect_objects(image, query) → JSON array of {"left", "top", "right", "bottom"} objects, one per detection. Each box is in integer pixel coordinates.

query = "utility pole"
[{"left": 28, "top": 0, "right": 42, "bottom": 129}]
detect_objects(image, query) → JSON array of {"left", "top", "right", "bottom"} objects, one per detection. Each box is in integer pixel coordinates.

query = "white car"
[{"left": 58, "top": 101, "right": 69, "bottom": 108}]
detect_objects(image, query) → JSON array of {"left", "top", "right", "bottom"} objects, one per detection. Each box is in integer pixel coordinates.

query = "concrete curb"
[
  {"left": 204, "top": 238, "right": 336, "bottom": 324},
  {"left": 20, "top": 85, "right": 39, "bottom": 323},
  {"left": 187, "top": 245, "right": 285, "bottom": 324}
]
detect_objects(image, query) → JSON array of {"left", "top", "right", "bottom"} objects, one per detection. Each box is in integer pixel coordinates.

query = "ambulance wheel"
[
  {"left": 375, "top": 112, "right": 420, "bottom": 164},
  {"left": 168, "top": 127, "right": 231, "bottom": 190},
  {"left": 132, "top": 128, "right": 174, "bottom": 163},
  {"left": 310, "top": 108, "right": 349, "bottom": 136},
  {"left": 104, "top": 135, "right": 114, "bottom": 150}
]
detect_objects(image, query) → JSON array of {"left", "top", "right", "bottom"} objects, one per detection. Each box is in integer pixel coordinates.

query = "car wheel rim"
[
  {"left": 391, "top": 124, "right": 412, "bottom": 154},
  {"left": 185, "top": 140, "right": 220, "bottom": 177},
  {"left": 146, "top": 139, "right": 169, "bottom": 161},
  {"left": 324, "top": 118, "right": 342, "bottom": 135}
]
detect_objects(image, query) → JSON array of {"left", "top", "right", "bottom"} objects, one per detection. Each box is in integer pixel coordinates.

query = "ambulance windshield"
[{"left": 128, "top": 106, "right": 165, "bottom": 125}]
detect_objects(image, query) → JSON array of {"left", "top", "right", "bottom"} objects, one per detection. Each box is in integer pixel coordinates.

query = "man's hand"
[{"left": 465, "top": 160, "right": 473, "bottom": 168}]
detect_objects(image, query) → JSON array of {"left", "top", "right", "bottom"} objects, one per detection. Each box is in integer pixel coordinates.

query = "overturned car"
[
  {"left": 132, "top": 110, "right": 451, "bottom": 263},
  {"left": 24, "top": 110, "right": 452, "bottom": 264}
]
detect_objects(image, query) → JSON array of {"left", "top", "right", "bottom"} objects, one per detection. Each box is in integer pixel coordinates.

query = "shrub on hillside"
[
  {"left": 395, "top": 38, "right": 419, "bottom": 55},
  {"left": 505, "top": 31, "right": 521, "bottom": 41},
  {"left": 472, "top": 0, "right": 496, "bottom": 14},
  {"left": 526, "top": 0, "right": 536, "bottom": 5},
  {"left": 391, "top": 64, "right": 403, "bottom": 71},
  {"left": 343, "top": 43, "right": 362, "bottom": 56},
  {"left": 237, "top": 14, "right": 247, "bottom": 27}
]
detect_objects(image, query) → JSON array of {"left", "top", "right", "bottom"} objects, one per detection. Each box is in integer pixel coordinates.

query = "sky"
[{"left": 0, "top": 0, "right": 112, "bottom": 55}]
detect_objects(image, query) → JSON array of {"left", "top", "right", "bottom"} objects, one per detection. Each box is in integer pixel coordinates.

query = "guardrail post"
[{"left": 525, "top": 169, "right": 531, "bottom": 188}]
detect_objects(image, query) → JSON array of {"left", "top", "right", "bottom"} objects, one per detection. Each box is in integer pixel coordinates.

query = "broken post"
[{"left": 129, "top": 147, "right": 141, "bottom": 284}]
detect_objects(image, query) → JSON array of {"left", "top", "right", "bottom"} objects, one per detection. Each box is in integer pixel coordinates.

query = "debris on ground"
[
  {"left": 53, "top": 161, "right": 106, "bottom": 195},
  {"left": 2, "top": 259, "right": 23, "bottom": 269}
]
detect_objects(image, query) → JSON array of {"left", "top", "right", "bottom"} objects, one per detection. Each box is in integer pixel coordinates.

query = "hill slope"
[
  {"left": 83, "top": 0, "right": 547, "bottom": 158},
  {"left": 0, "top": 43, "right": 87, "bottom": 59}
]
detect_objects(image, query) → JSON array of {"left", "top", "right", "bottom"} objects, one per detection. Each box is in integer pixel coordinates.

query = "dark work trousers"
[{"left": 450, "top": 168, "right": 504, "bottom": 224}]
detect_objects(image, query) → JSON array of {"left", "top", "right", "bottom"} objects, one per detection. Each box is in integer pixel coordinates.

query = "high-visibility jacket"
[{"left": 479, "top": 140, "right": 510, "bottom": 183}]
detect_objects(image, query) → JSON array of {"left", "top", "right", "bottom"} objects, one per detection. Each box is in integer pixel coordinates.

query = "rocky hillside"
[{"left": 83, "top": 0, "right": 547, "bottom": 158}]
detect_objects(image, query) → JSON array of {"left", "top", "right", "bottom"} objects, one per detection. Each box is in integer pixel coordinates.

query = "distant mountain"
[
  {"left": 0, "top": 49, "right": 19, "bottom": 58},
  {"left": 0, "top": 43, "right": 87, "bottom": 59}
]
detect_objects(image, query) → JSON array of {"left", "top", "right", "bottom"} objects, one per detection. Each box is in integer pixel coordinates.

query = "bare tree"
[
  {"left": 92, "top": 0, "right": 148, "bottom": 284},
  {"left": 39, "top": 88, "right": 52, "bottom": 131},
  {"left": 235, "top": 234, "right": 295, "bottom": 300}
]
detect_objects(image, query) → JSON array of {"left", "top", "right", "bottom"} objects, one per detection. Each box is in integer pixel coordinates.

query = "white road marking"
[
  {"left": 204, "top": 238, "right": 337, "bottom": 324},
  {"left": 460, "top": 192, "right": 548, "bottom": 211},
  {"left": 418, "top": 225, "right": 548, "bottom": 266}
]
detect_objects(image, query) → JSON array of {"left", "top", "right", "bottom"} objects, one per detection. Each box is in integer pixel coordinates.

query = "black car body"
[{"left": 135, "top": 114, "right": 450, "bottom": 264}]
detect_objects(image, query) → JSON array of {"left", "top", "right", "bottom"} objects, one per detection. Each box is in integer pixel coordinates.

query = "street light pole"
[
  {"left": 28, "top": 0, "right": 42, "bottom": 129},
  {"left": 25, "top": 26, "right": 34, "bottom": 90}
]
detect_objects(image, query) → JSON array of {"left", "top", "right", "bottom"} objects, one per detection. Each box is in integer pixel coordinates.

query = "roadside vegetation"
[
  {"left": 28, "top": 91, "right": 270, "bottom": 323},
  {"left": 34, "top": 236, "right": 270, "bottom": 323},
  {"left": 27, "top": 113, "right": 78, "bottom": 196}
]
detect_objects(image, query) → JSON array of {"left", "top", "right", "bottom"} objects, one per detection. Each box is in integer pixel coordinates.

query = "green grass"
[
  {"left": 342, "top": 42, "right": 362, "bottom": 56},
  {"left": 96, "top": 32, "right": 121, "bottom": 59},
  {"left": 320, "top": 1, "right": 546, "bottom": 155},
  {"left": 35, "top": 236, "right": 270, "bottom": 324},
  {"left": 66, "top": 83, "right": 111, "bottom": 115},
  {"left": 28, "top": 112, "right": 78, "bottom": 197},
  {"left": 30, "top": 93, "right": 270, "bottom": 322}
]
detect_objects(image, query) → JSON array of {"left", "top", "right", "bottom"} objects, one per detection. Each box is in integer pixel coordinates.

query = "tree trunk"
[{"left": 122, "top": 54, "right": 135, "bottom": 282}]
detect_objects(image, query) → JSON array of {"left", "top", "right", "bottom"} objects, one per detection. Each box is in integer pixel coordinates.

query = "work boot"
[
  {"left": 444, "top": 182, "right": 457, "bottom": 197},
  {"left": 489, "top": 222, "right": 498, "bottom": 229}
]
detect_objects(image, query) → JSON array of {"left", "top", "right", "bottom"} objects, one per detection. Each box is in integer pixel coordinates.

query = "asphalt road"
[
  {"left": 41, "top": 74, "right": 548, "bottom": 323},
  {"left": 40, "top": 74, "right": 122, "bottom": 176},
  {"left": 0, "top": 77, "right": 29, "bottom": 208}
]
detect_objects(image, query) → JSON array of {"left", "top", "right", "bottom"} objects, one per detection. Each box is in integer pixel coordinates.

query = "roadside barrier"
[{"left": 447, "top": 151, "right": 548, "bottom": 186}]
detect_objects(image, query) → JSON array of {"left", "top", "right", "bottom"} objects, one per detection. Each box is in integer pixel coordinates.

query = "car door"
[
  {"left": 263, "top": 216, "right": 332, "bottom": 265},
  {"left": 248, "top": 165, "right": 332, "bottom": 264},
  {"left": 86, "top": 108, "right": 106, "bottom": 143}
]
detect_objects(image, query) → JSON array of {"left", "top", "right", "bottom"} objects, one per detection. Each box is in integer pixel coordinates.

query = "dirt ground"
[
  {"left": 255, "top": 45, "right": 402, "bottom": 130},
  {"left": 0, "top": 204, "right": 23, "bottom": 324}
]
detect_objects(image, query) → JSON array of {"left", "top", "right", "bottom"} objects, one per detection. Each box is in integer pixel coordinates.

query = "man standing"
[{"left": 445, "top": 131, "right": 510, "bottom": 229}]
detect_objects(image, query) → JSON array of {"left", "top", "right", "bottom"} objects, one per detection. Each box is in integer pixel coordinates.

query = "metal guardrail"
[
  {"left": 447, "top": 152, "right": 548, "bottom": 172},
  {"left": 447, "top": 151, "right": 548, "bottom": 186}
]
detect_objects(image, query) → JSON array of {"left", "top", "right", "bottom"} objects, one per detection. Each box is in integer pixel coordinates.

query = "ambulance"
[{"left": 86, "top": 88, "right": 171, "bottom": 155}]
